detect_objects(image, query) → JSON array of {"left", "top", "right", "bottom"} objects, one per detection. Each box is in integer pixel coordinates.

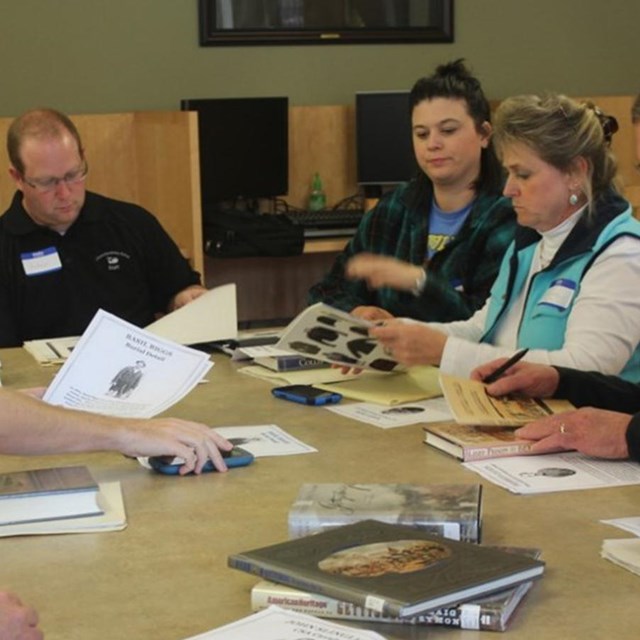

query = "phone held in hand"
[
  {"left": 148, "top": 447, "right": 254, "bottom": 475},
  {"left": 271, "top": 384, "right": 342, "bottom": 406}
]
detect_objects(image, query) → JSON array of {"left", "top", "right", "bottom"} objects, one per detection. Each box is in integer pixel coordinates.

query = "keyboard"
[{"left": 283, "top": 209, "right": 365, "bottom": 238}]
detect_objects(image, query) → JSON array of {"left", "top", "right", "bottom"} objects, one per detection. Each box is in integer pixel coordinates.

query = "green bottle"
[{"left": 308, "top": 172, "right": 327, "bottom": 211}]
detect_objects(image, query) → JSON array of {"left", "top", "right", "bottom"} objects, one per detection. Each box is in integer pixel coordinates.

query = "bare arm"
[{"left": 0, "top": 389, "right": 232, "bottom": 475}]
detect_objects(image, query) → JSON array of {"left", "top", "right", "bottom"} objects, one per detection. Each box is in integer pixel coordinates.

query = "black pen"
[{"left": 482, "top": 348, "right": 529, "bottom": 384}]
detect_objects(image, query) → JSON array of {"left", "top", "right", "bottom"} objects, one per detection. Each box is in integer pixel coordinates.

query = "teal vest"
[{"left": 482, "top": 208, "right": 640, "bottom": 382}]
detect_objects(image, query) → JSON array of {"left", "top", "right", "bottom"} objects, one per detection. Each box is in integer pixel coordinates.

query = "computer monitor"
[
  {"left": 181, "top": 97, "right": 289, "bottom": 209},
  {"left": 355, "top": 91, "right": 417, "bottom": 193}
]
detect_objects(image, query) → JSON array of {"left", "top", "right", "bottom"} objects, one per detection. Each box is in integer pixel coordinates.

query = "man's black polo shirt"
[{"left": 0, "top": 191, "right": 201, "bottom": 346}]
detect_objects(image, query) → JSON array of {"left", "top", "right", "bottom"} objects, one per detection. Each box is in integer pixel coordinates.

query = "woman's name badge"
[
  {"left": 20, "top": 247, "right": 62, "bottom": 276},
  {"left": 538, "top": 278, "right": 577, "bottom": 310}
]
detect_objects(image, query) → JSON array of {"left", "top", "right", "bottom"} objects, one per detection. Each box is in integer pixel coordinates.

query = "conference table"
[{"left": 1, "top": 347, "right": 637, "bottom": 640}]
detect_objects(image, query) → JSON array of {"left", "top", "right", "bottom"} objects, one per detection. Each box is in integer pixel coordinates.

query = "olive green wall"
[{"left": 1, "top": 0, "right": 639, "bottom": 117}]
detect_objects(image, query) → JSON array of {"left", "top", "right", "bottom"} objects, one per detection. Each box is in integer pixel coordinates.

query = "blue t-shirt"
[{"left": 426, "top": 200, "right": 473, "bottom": 260}]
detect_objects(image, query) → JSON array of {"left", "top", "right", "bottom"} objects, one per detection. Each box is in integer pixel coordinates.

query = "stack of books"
[
  {"left": 0, "top": 465, "right": 126, "bottom": 536},
  {"left": 227, "top": 483, "right": 544, "bottom": 632},
  {"left": 229, "top": 519, "right": 545, "bottom": 631},
  {"left": 423, "top": 374, "right": 574, "bottom": 462}
]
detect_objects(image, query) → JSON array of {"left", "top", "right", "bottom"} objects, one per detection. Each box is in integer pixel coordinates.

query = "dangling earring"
[{"left": 569, "top": 193, "right": 579, "bottom": 206}]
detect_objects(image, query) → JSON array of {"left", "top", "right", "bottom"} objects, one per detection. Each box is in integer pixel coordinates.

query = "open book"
[
  {"left": 440, "top": 373, "right": 574, "bottom": 427},
  {"left": 276, "top": 303, "right": 403, "bottom": 373}
]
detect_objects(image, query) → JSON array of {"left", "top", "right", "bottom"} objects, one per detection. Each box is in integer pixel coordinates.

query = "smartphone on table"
[{"left": 271, "top": 384, "right": 342, "bottom": 406}]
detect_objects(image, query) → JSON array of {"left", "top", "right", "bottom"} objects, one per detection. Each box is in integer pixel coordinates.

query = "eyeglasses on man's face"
[{"left": 22, "top": 160, "right": 88, "bottom": 193}]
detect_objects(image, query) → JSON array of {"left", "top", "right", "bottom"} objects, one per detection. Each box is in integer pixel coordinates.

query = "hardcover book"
[
  {"left": 424, "top": 423, "right": 534, "bottom": 462},
  {"left": 253, "top": 353, "right": 329, "bottom": 372},
  {"left": 0, "top": 465, "right": 102, "bottom": 526},
  {"left": 440, "top": 373, "right": 574, "bottom": 427},
  {"left": 288, "top": 483, "right": 482, "bottom": 542},
  {"left": 275, "top": 302, "right": 404, "bottom": 373},
  {"left": 251, "top": 547, "right": 541, "bottom": 632},
  {"left": 228, "top": 519, "right": 545, "bottom": 618}
]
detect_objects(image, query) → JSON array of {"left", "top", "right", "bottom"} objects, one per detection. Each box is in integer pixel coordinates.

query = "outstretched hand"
[{"left": 346, "top": 253, "right": 424, "bottom": 292}]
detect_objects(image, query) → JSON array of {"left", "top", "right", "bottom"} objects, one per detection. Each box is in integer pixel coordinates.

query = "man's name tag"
[
  {"left": 538, "top": 278, "right": 577, "bottom": 311},
  {"left": 21, "top": 247, "right": 62, "bottom": 276}
]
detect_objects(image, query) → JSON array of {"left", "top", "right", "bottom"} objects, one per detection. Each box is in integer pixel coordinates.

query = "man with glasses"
[{"left": 0, "top": 108, "right": 206, "bottom": 346}]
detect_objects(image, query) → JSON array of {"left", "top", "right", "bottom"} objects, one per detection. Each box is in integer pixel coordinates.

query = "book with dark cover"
[
  {"left": 251, "top": 547, "right": 541, "bottom": 631},
  {"left": 0, "top": 465, "right": 102, "bottom": 526},
  {"left": 229, "top": 519, "right": 545, "bottom": 618},
  {"left": 253, "top": 354, "right": 329, "bottom": 372},
  {"left": 423, "top": 423, "right": 534, "bottom": 462},
  {"left": 288, "top": 483, "right": 482, "bottom": 543}
]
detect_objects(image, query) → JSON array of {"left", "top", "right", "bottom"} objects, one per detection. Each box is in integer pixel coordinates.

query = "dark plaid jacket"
[{"left": 308, "top": 178, "right": 516, "bottom": 322}]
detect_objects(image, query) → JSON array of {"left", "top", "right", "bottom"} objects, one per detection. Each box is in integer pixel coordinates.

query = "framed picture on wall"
[{"left": 198, "top": 0, "right": 454, "bottom": 46}]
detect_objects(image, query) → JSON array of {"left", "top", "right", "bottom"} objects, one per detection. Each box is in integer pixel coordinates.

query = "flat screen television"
[
  {"left": 181, "top": 97, "right": 289, "bottom": 209},
  {"left": 355, "top": 91, "right": 416, "bottom": 193}
]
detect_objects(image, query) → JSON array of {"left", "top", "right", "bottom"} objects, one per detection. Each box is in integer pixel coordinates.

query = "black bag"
[{"left": 203, "top": 210, "right": 304, "bottom": 258}]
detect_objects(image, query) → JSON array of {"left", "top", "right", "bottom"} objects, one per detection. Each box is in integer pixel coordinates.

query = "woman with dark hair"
[
  {"left": 372, "top": 93, "right": 640, "bottom": 382},
  {"left": 308, "top": 59, "right": 516, "bottom": 323}
]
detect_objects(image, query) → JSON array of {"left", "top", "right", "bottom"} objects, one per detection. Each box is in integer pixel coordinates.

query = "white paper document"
[
  {"left": 601, "top": 538, "right": 640, "bottom": 577},
  {"left": 213, "top": 425, "right": 317, "bottom": 456},
  {"left": 23, "top": 335, "right": 80, "bottom": 365},
  {"left": 277, "top": 302, "right": 404, "bottom": 372},
  {"left": 328, "top": 396, "right": 453, "bottom": 428},
  {"left": 600, "top": 516, "right": 640, "bottom": 536},
  {"left": 239, "top": 364, "right": 361, "bottom": 386},
  {"left": 145, "top": 283, "right": 237, "bottom": 345},
  {"left": 43, "top": 310, "right": 212, "bottom": 418},
  {"left": 464, "top": 452, "right": 640, "bottom": 494},
  {"left": 183, "top": 605, "right": 386, "bottom": 640}
]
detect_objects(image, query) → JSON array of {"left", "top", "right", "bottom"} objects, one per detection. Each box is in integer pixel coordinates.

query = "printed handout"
[
  {"left": 145, "top": 283, "right": 237, "bottom": 345},
  {"left": 601, "top": 516, "right": 640, "bottom": 536},
  {"left": 328, "top": 397, "right": 452, "bottom": 429},
  {"left": 276, "top": 302, "right": 404, "bottom": 372},
  {"left": 182, "top": 605, "right": 386, "bottom": 640},
  {"left": 213, "top": 425, "right": 317, "bottom": 456},
  {"left": 23, "top": 335, "right": 79, "bottom": 365},
  {"left": 464, "top": 452, "right": 640, "bottom": 494},
  {"left": 43, "top": 310, "right": 212, "bottom": 418}
]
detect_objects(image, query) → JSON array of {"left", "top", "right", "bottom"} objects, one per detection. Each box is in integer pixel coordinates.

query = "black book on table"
[{"left": 228, "top": 519, "right": 545, "bottom": 618}]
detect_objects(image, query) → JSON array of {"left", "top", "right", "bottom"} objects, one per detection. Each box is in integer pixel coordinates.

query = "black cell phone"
[
  {"left": 148, "top": 447, "right": 254, "bottom": 475},
  {"left": 271, "top": 384, "right": 342, "bottom": 406}
]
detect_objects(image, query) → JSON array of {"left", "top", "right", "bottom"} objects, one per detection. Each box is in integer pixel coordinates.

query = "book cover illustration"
[
  {"left": 229, "top": 519, "right": 545, "bottom": 618},
  {"left": 251, "top": 547, "right": 541, "bottom": 631},
  {"left": 288, "top": 483, "right": 482, "bottom": 543},
  {"left": 424, "top": 423, "right": 534, "bottom": 461},
  {"left": 276, "top": 303, "right": 403, "bottom": 372}
]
